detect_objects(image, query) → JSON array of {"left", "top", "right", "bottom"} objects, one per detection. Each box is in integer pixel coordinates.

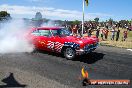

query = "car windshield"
[{"left": 51, "top": 28, "right": 71, "bottom": 36}]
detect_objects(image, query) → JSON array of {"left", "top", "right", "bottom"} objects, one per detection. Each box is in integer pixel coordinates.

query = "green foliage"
[
  {"left": 94, "top": 17, "right": 99, "bottom": 22},
  {"left": 0, "top": 11, "right": 11, "bottom": 21},
  {"left": 119, "top": 20, "right": 128, "bottom": 28},
  {"left": 108, "top": 18, "right": 113, "bottom": 24},
  {"left": 71, "top": 20, "right": 80, "bottom": 25}
]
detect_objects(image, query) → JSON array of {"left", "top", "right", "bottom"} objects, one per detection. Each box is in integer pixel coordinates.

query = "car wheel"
[
  {"left": 64, "top": 47, "right": 76, "bottom": 60},
  {"left": 31, "top": 48, "right": 38, "bottom": 54}
]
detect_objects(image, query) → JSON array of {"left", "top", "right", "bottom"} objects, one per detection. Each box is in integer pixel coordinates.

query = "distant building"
[
  {"left": 32, "top": 12, "right": 43, "bottom": 27},
  {"left": 23, "top": 12, "right": 65, "bottom": 27},
  {"left": 35, "top": 12, "right": 42, "bottom": 20}
]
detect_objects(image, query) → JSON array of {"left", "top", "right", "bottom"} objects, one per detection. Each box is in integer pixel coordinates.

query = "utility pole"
[{"left": 82, "top": 0, "right": 85, "bottom": 36}]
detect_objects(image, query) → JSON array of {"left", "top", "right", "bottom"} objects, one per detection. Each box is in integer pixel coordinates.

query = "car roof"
[
  {"left": 35, "top": 27, "right": 63, "bottom": 30},
  {"left": 29, "top": 26, "right": 65, "bottom": 33}
]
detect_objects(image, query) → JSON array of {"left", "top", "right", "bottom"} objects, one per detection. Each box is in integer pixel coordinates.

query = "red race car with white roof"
[{"left": 27, "top": 27, "right": 99, "bottom": 60}]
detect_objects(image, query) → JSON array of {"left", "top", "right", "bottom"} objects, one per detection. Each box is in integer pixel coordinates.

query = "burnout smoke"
[
  {"left": 42, "top": 20, "right": 61, "bottom": 27},
  {"left": 0, "top": 19, "right": 34, "bottom": 54}
]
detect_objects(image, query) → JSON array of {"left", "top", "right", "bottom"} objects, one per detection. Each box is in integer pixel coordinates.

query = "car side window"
[
  {"left": 51, "top": 29, "right": 64, "bottom": 36},
  {"left": 39, "top": 29, "right": 52, "bottom": 36},
  {"left": 63, "top": 29, "right": 71, "bottom": 36},
  {"left": 32, "top": 30, "right": 41, "bottom": 36},
  {"left": 51, "top": 29, "right": 71, "bottom": 36},
  {"left": 51, "top": 30, "right": 59, "bottom": 36}
]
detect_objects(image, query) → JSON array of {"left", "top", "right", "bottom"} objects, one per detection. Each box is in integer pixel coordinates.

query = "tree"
[
  {"left": 94, "top": 17, "right": 99, "bottom": 23},
  {"left": 0, "top": 11, "right": 11, "bottom": 21},
  {"left": 32, "top": 12, "right": 43, "bottom": 27},
  {"left": 72, "top": 20, "right": 80, "bottom": 25},
  {"left": 119, "top": 20, "right": 128, "bottom": 28},
  {"left": 108, "top": 18, "right": 114, "bottom": 26}
]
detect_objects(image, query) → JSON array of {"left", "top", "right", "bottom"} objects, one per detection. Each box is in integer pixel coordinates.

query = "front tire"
[{"left": 64, "top": 47, "right": 76, "bottom": 60}]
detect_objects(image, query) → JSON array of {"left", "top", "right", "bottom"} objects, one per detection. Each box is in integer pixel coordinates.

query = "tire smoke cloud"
[
  {"left": 41, "top": 20, "right": 62, "bottom": 27},
  {"left": 0, "top": 19, "right": 34, "bottom": 54}
]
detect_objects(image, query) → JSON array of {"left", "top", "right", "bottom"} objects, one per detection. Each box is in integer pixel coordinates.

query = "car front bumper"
[{"left": 76, "top": 43, "right": 99, "bottom": 55}]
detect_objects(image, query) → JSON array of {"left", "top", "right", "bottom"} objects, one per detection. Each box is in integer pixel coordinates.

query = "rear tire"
[
  {"left": 64, "top": 47, "right": 76, "bottom": 60},
  {"left": 31, "top": 48, "right": 38, "bottom": 54}
]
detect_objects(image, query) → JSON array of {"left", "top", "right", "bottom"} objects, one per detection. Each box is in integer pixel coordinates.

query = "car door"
[
  {"left": 53, "top": 36, "right": 63, "bottom": 53},
  {"left": 30, "top": 29, "right": 42, "bottom": 49},
  {"left": 50, "top": 29, "right": 64, "bottom": 53},
  {"left": 38, "top": 29, "right": 52, "bottom": 51}
]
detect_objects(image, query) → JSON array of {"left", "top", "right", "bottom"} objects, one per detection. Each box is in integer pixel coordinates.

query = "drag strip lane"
[{"left": 0, "top": 46, "right": 132, "bottom": 88}]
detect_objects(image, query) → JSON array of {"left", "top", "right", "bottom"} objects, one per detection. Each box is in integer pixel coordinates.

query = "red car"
[{"left": 28, "top": 27, "right": 99, "bottom": 60}]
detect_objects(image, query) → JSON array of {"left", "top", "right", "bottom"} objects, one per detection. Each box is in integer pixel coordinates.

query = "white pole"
[{"left": 82, "top": 0, "right": 85, "bottom": 36}]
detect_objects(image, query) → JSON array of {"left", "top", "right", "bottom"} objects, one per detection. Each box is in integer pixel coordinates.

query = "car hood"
[{"left": 63, "top": 36, "right": 99, "bottom": 47}]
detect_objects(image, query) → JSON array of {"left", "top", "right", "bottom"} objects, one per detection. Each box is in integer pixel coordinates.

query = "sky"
[{"left": 0, "top": 0, "right": 132, "bottom": 21}]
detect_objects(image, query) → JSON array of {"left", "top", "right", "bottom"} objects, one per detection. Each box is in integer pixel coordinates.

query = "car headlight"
[
  {"left": 79, "top": 41, "right": 83, "bottom": 43},
  {"left": 84, "top": 45, "right": 89, "bottom": 50},
  {"left": 75, "top": 44, "right": 80, "bottom": 50}
]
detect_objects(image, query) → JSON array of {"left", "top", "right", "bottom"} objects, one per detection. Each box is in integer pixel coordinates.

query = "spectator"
[
  {"left": 123, "top": 30, "right": 128, "bottom": 41},
  {"left": 111, "top": 28, "right": 116, "bottom": 40},
  {"left": 96, "top": 27, "right": 100, "bottom": 38},
  {"left": 72, "top": 25, "right": 78, "bottom": 36},
  {"left": 76, "top": 24, "right": 79, "bottom": 34},
  {"left": 78, "top": 25, "right": 82, "bottom": 36},
  {"left": 87, "top": 29, "right": 92, "bottom": 37},
  {"left": 104, "top": 29, "right": 109, "bottom": 39},
  {"left": 68, "top": 25, "right": 72, "bottom": 32},
  {"left": 116, "top": 29, "right": 120, "bottom": 41},
  {"left": 100, "top": 28, "right": 104, "bottom": 40}
]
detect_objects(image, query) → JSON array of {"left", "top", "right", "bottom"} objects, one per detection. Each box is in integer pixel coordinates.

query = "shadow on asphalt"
[
  {"left": 33, "top": 50, "right": 105, "bottom": 64},
  {"left": 0, "top": 73, "right": 26, "bottom": 88},
  {"left": 32, "top": 50, "right": 64, "bottom": 57},
  {"left": 74, "top": 52, "right": 105, "bottom": 64}
]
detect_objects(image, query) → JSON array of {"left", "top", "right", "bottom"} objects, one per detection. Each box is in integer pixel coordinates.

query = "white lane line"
[{"left": 127, "top": 49, "right": 132, "bottom": 52}]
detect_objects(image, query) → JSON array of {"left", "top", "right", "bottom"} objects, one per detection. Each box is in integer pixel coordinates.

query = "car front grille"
[{"left": 84, "top": 43, "right": 98, "bottom": 51}]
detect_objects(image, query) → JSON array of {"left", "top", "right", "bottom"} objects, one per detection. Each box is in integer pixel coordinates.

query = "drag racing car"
[{"left": 27, "top": 27, "right": 99, "bottom": 60}]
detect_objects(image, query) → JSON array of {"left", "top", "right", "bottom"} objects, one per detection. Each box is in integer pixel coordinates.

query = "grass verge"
[{"left": 84, "top": 28, "right": 132, "bottom": 49}]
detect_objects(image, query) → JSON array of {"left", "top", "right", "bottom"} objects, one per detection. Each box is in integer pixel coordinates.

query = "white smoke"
[
  {"left": 0, "top": 19, "right": 34, "bottom": 54},
  {"left": 41, "top": 20, "right": 61, "bottom": 27}
]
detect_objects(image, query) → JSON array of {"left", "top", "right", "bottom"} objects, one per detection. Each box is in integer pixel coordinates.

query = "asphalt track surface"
[{"left": 0, "top": 46, "right": 132, "bottom": 88}]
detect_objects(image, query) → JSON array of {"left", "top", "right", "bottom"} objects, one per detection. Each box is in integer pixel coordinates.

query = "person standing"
[
  {"left": 111, "top": 28, "right": 116, "bottom": 40},
  {"left": 96, "top": 27, "right": 100, "bottom": 38},
  {"left": 100, "top": 29, "right": 104, "bottom": 40},
  {"left": 72, "top": 25, "right": 77, "bottom": 36},
  {"left": 116, "top": 29, "right": 120, "bottom": 41},
  {"left": 123, "top": 30, "right": 128, "bottom": 41},
  {"left": 87, "top": 29, "right": 92, "bottom": 37},
  {"left": 104, "top": 29, "right": 109, "bottom": 39},
  {"left": 78, "top": 24, "right": 82, "bottom": 36}
]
